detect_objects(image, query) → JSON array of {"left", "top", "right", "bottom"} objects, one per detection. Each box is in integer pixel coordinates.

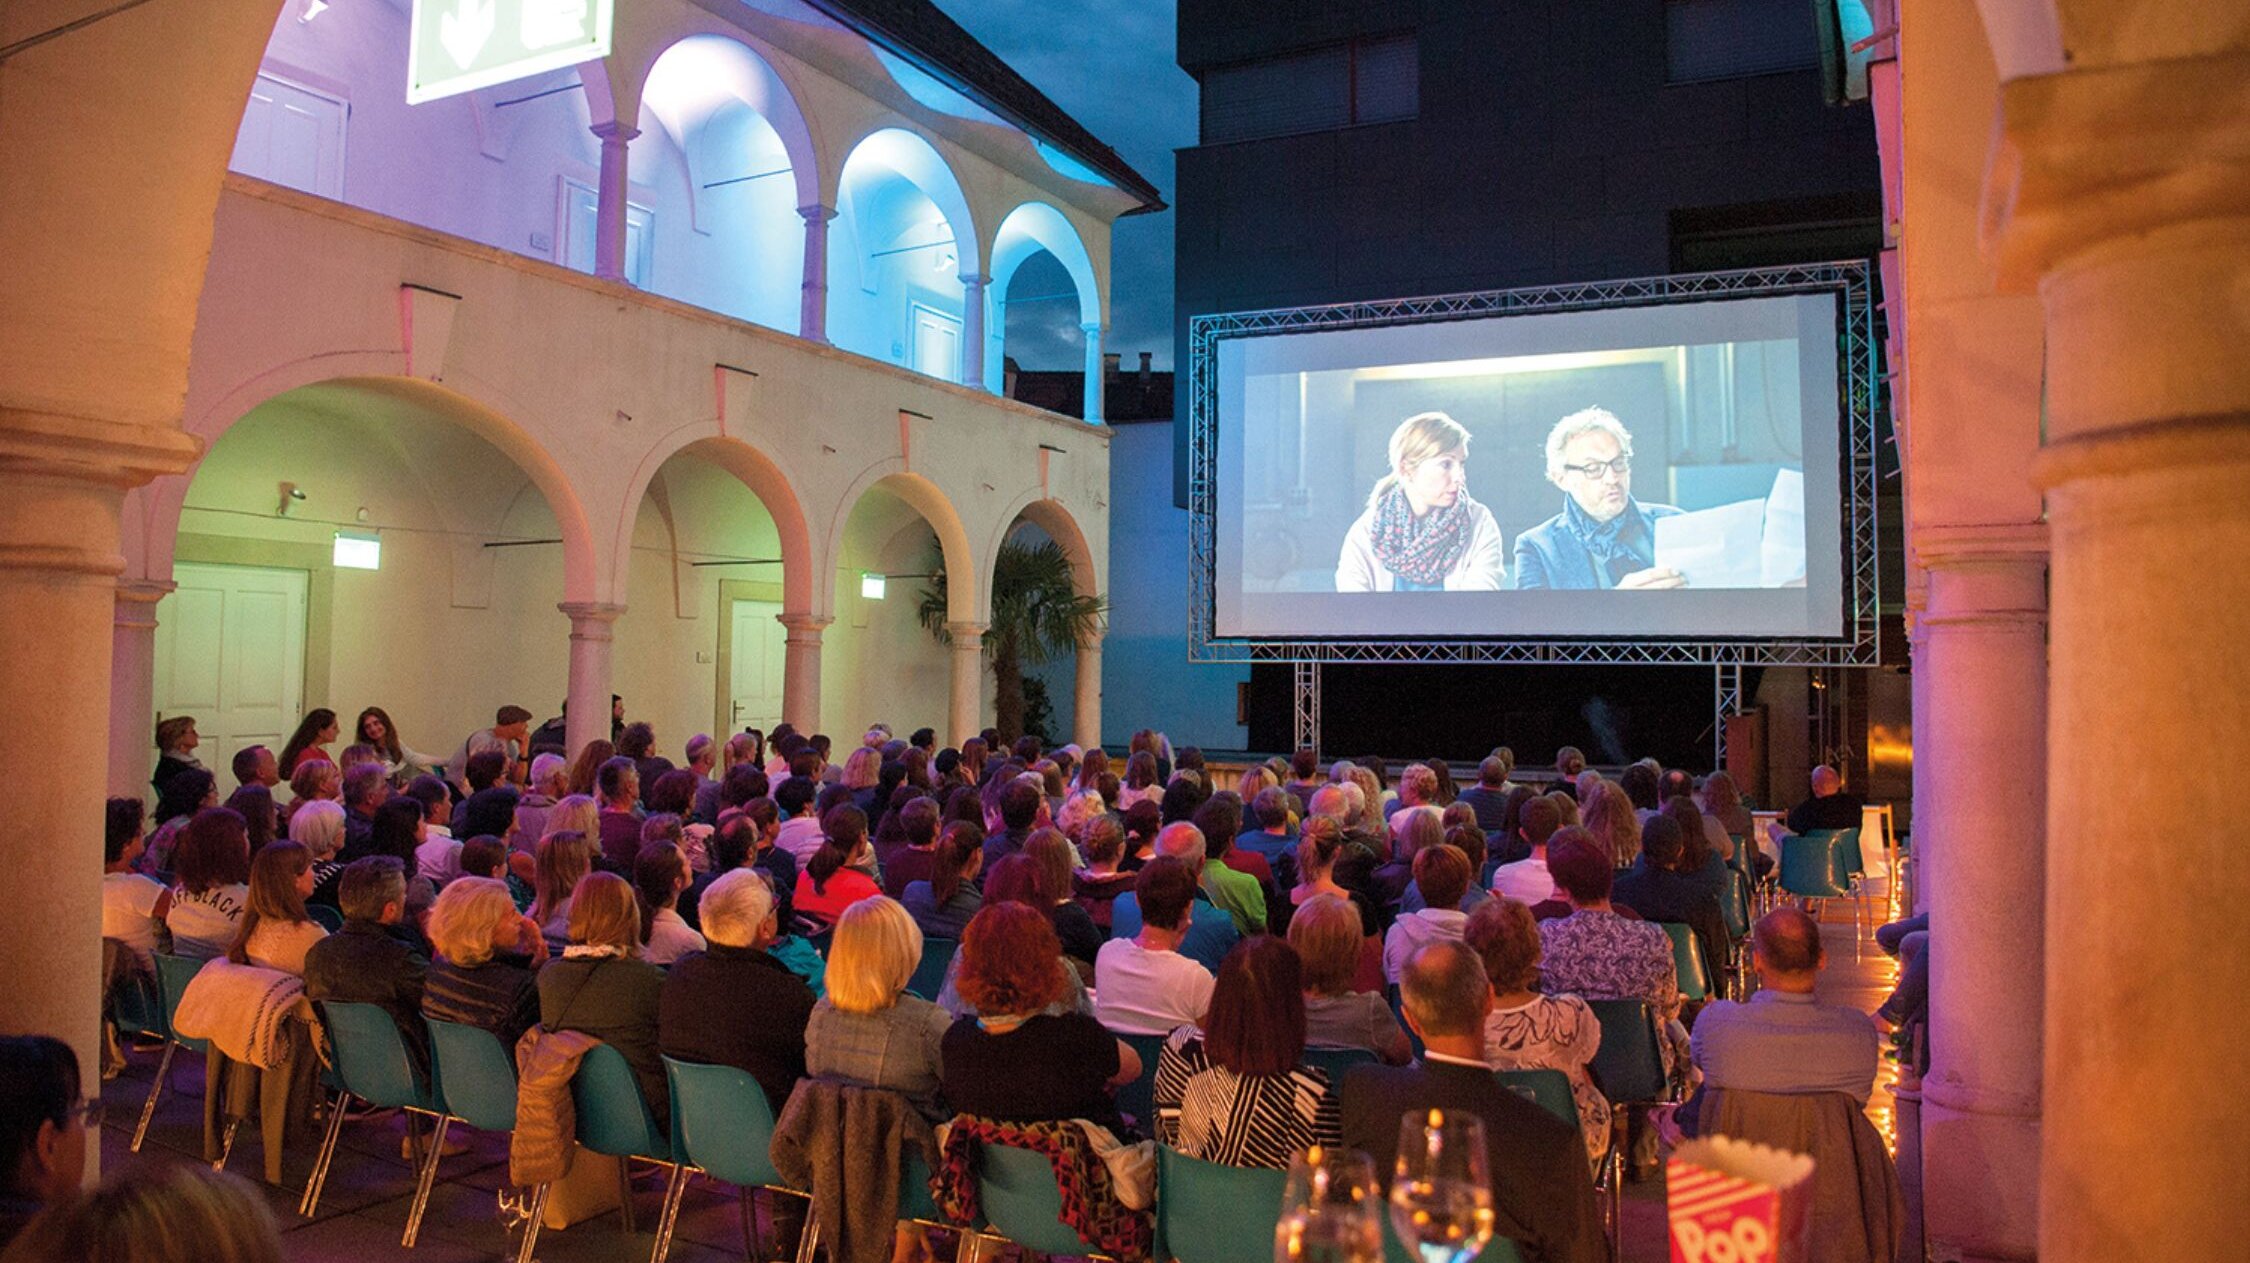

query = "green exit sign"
[{"left": 407, "top": 0, "right": 616, "bottom": 104}]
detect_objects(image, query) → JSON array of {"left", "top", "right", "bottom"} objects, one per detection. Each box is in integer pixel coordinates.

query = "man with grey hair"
[
  {"left": 513, "top": 753, "right": 569, "bottom": 846},
  {"left": 659, "top": 868, "right": 812, "bottom": 1114},
  {"left": 1514, "top": 406, "right": 1684, "bottom": 590},
  {"left": 1103, "top": 822, "right": 1242, "bottom": 971}
]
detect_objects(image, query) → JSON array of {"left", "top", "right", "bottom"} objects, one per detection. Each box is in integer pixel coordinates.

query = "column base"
[{"left": 1923, "top": 1095, "right": 2040, "bottom": 1262}]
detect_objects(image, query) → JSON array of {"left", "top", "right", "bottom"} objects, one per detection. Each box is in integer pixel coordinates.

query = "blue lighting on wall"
[
  {"left": 873, "top": 48, "right": 1002, "bottom": 124},
  {"left": 1036, "top": 141, "right": 1113, "bottom": 188}
]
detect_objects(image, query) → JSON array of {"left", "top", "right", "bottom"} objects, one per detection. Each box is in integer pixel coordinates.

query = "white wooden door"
[
  {"left": 727, "top": 599, "right": 785, "bottom": 736},
  {"left": 154, "top": 563, "right": 309, "bottom": 774},
  {"left": 561, "top": 177, "right": 654, "bottom": 286},
  {"left": 910, "top": 303, "right": 962, "bottom": 381},
  {"left": 230, "top": 71, "right": 348, "bottom": 198}
]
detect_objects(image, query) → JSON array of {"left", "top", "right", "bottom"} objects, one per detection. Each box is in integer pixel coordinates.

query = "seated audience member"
[
  {"left": 454, "top": 785, "right": 521, "bottom": 854},
  {"left": 660, "top": 868, "right": 815, "bottom": 1115},
  {"left": 595, "top": 757, "right": 645, "bottom": 870},
  {"left": 1464, "top": 898, "right": 1610, "bottom": 1164},
  {"left": 566, "top": 739, "right": 614, "bottom": 798},
  {"left": 336, "top": 761, "right": 388, "bottom": 860},
  {"left": 982, "top": 776, "right": 1046, "bottom": 866},
  {"left": 1117, "top": 750, "right": 1163, "bottom": 811},
  {"left": 1339, "top": 943, "right": 1604, "bottom": 1263},
  {"left": 1538, "top": 837, "right": 1685, "bottom": 1070},
  {"left": 142, "top": 768, "right": 219, "bottom": 876},
  {"left": 1383, "top": 843, "right": 1475, "bottom": 985},
  {"left": 1236, "top": 787, "right": 1300, "bottom": 882},
  {"left": 0, "top": 1036, "right": 90, "bottom": 1247},
  {"left": 941, "top": 903, "right": 1141, "bottom": 1138},
  {"left": 880, "top": 796, "right": 943, "bottom": 898},
  {"left": 1455, "top": 753, "right": 1516, "bottom": 834},
  {"left": 1610, "top": 814, "right": 1728, "bottom": 978},
  {"left": 1674, "top": 907, "right": 1878, "bottom": 1139},
  {"left": 227, "top": 841, "right": 326, "bottom": 975},
  {"left": 617, "top": 722, "right": 670, "bottom": 801},
  {"left": 304, "top": 857, "right": 431, "bottom": 1073},
  {"left": 422, "top": 876, "right": 545, "bottom": 1052},
  {"left": 806, "top": 896, "right": 952, "bottom": 1123},
  {"left": 1401, "top": 824, "right": 1493, "bottom": 916},
  {"left": 529, "top": 830, "right": 596, "bottom": 939},
  {"left": 1107, "top": 823, "right": 1244, "bottom": 972},
  {"left": 1581, "top": 780, "right": 1642, "bottom": 870},
  {"left": 684, "top": 801, "right": 796, "bottom": 929},
  {"left": 1382, "top": 762, "right": 1439, "bottom": 824},
  {"left": 1766, "top": 765, "right": 1866, "bottom": 861},
  {"left": 1277, "top": 816, "right": 1380, "bottom": 940},
  {"left": 512, "top": 754, "right": 568, "bottom": 849},
  {"left": 1023, "top": 830, "right": 1105, "bottom": 965},
  {"left": 102, "top": 798, "right": 169, "bottom": 975},
  {"left": 1698, "top": 771, "right": 1768, "bottom": 878},
  {"left": 1193, "top": 798, "right": 1270, "bottom": 934},
  {"left": 644, "top": 773, "right": 707, "bottom": 869},
  {"left": 1094, "top": 857, "right": 1219, "bottom": 1036},
  {"left": 794, "top": 806, "right": 882, "bottom": 929},
  {"left": 1072, "top": 815, "right": 1137, "bottom": 929},
  {"left": 634, "top": 842, "right": 706, "bottom": 966},
  {"left": 225, "top": 784, "right": 280, "bottom": 852},
  {"left": 366, "top": 796, "right": 440, "bottom": 925},
  {"left": 772, "top": 775, "right": 825, "bottom": 865},
  {"left": 4, "top": 1161, "right": 285, "bottom": 1261},
  {"left": 1548, "top": 789, "right": 1582, "bottom": 829},
  {"left": 233, "top": 743, "right": 282, "bottom": 791},
  {"left": 540, "top": 872, "right": 668, "bottom": 1115},
  {"left": 902, "top": 820, "right": 985, "bottom": 941},
  {"left": 1373, "top": 806, "right": 1441, "bottom": 915},
  {"left": 1289, "top": 894, "right": 1410, "bottom": 1064},
  {"left": 167, "top": 807, "right": 252, "bottom": 958},
  {"left": 1665, "top": 797, "right": 1734, "bottom": 905},
  {"left": 399, "top": 775, "right": 460, "bottom": 885},
  {"left": 1490, "top": 796, "right": 1563, "bottom": 904},
  {"left": 1119, "top": 799, "right": 1162, "bottom": 870},
  {"left": 1152, "top": 936, "right": 1344, "bottom": 1167},
  {"left": 1873, "top": 911, "right": 1931, "bottom": 1037},
  {"left": 291, "top": 799, "right": 349, "bottom": 908},
  {"left": 1280, "top": 747, "right": 1324, "bottom": 815}
]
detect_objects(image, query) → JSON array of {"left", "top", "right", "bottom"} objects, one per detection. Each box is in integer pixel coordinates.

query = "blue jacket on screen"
[{"left": 1512, "top": 496, "right": 1683, "bottom": 590}]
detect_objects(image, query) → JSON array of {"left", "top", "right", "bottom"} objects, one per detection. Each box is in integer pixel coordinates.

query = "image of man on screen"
[
  {"left": 1335, "top": 411, "right": 1506, "bottom": 592},
  {"left": 1513, "top": 407, "right": 1685, "bottom": 591}
]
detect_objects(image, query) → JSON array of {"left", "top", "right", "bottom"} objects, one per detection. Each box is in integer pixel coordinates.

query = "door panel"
[
  {"left": 728, "top": 599, "right": 785, "bottom": 735},
  {"left": 155, "top": 564, "right": 309, "bottom": 775}
]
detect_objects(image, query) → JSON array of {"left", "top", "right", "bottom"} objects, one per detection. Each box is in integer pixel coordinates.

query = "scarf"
[
  {"left": 1369, "top": 485, "right": 1475, "bottom": 587},
  {"left": 1562, "top": 496, "right": 1651, "bottom": 587}
]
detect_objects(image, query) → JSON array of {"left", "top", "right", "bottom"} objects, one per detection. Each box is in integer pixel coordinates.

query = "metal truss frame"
[
  {"left": 1292, "top": 661, "right": 1320, "bottom": 757},
  {"left": 1714, "top": 662, "right": 1743, "bottom": 768},
  {"left": 1186, "top": 261, "right": 1884, "bottom": 668}
]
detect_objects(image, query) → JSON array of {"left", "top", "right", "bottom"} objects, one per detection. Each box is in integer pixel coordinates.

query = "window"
[
  {"left": 1200, "top": 35, "right": 1418, "bottom": 144},
  {"left": 909, "top": 303, "right": 963, "bottom": 381},
  {"left": 1665, "top": 0, "right": 1820, "bottom": 83},
  {"left": 560, "top": 178, "right": 654, "bottom": 288}
]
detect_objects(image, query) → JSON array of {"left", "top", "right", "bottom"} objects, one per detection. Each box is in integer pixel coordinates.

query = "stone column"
[
  {"left": 947, "top": 621, "right": 987, "bottom": 747},
  {"left": 778, "top": 613, "right": 831, "bottom": 734},
  {"left": 1073, "top": 635, "right": 1103, "bottom": 751},
  {"left": 558, "top": 602, "right": 624, "bottom": 758},
  {"left": 110, "top": 578, "right": 172, "bottom": 798},
  {"left": 1903, "top": 567, "right": 1930, "bottom": 917},
  {"left": 959, "top": 272, "right": 989, "bottom": 389},
  {"left": 1979, "top": 50, "right": 2250, "bottom": 1258},
  {"left": 590, "top": 122, "right": 639, "bottom": 283},
  {"left": 1914, "top": 524, "right": 2048, "bottom": 1262},
  {"left": 798, "top": 203, "right": 837, "bottom": 344},
  {"left": 1080, "top": 322, "right": 1105, "bottom": 424}
]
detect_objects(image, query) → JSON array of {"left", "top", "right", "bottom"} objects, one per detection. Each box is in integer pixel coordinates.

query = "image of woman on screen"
[
  {"left": 1335, "top": 411, "right": 1505, "bottom": 592},
  {"left": 1513, "top": 407, "right": 1685, "bottom": 591}
]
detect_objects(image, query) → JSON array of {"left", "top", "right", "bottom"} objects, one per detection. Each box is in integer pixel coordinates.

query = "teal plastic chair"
[
  {"left": 650, "top": 1057, "right": 814, "bottom": 1263},
  {"left": 130, "top": 951, "right": 211, "bottom": 1153},
  {"left": 1656, "top": 922, "right": 1712, "bottom": 1002},
  {"left": 1717, "top": 873, "right": 1753, "bottom": 997},
  {"left": 1115, "top": 1031, "right": 1169, "bottom": 1130},
  {"left": 1783, "top": 829, "right": 1867, "bottom": 957},
  {"left": 1301, "top": 1046, "right": 1378, "bottom": 1082},
  {"left": 514, "top": 1044, "right": 677, "bottom": 1263},
  {"left": 309, "top": 904, "right": 345, "bottom": 932},
  {"left": 302, "top": 1002, "right": 443, "bottom": 1221},
  {"left": 1154, "top": 1145, "right": 1285, "bottom": 1263},
  {"left": 977, "top": 1141, "right": 1109, "bottom": 1256},
  {"left": 907, "top": 937, "right": 955, "bottom": 1001},
  {"left": 413, "top": 1020, "right": 521, "bottom": 1247},
  {"left": 1586, "top": 999, "right": 1668, "bottom": 1107},
  {"left": 1495, "top": 1068, "right": 1577, "bottom": 1127}
]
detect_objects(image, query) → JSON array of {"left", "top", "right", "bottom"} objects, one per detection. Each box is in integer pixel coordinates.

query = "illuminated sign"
[{"left": 407, "top": 0, "right": 615, "bottom": 104}]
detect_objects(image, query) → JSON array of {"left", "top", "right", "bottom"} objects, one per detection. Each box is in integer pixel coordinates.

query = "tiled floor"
[{"left": 97, "top": 882, "right": 1902, "bottom": 1263}]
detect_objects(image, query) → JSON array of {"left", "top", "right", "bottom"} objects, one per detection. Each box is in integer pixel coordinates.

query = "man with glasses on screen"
[{"left": 1513, "top": 407, "right": 1685, "bottom": 590}]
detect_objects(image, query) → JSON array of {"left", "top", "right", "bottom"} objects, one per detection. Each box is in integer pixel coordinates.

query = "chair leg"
[
  {"left": 787, "top": 1192, "right": 819, "bottom": 1263},
  {"left": 299, "top": 1089, "right": 353, "bottom": 1218},
  {"left": 403, "top": 1113, "right": 451, "bottom": 1248},
  {"left": 617, "top": 1156, "right": 639, "bottom": 1235},
  {"left": 132, "top": 1038, "right": 179, "bottom": 1152},
  {"left": 213, "top": 1116, "right": 241, "bottom": 1172},
  {"left": 515, "top": 1183, "right": 552, "bottom": 1263},
  {"left": 739, "top": 1186, "right": 761, "bottom": 1262},
  {"left": 649, "top": 1162, "right": 690, "bottom": 1263}
]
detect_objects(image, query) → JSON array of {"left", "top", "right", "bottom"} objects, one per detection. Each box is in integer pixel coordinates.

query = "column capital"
[
  {"left": 589, "top": 121, "right": 640, "bottom": 144},
  {"left": 1079, "top": 320, "right": 1103, "bottom": 336},
  {"left": 558, "top": 600, "right": 626, "bottom": 633},
  {"left": 778, "top": 613, "right": 833, "bottom": 636},
  {"left": 1912, "top": 522, "right": 2049, "bottom": 570},
  {"left": 1916, "top": 523, "right": 2049, "bottom": 631},
  {"left": 797, "top": 202, "right": 839, "bottom": 225},
  {"left": 947, "top": 620, "right": 989, "bottom": 643},
  {"left": 115, "top": 578, "right": 173, "bottom": 630},
  {"left": 959, "top": 271, "right": 990, "bottom": 288},
  {"left": 0, "top": 407, "right": 202, "bottom": 489}
]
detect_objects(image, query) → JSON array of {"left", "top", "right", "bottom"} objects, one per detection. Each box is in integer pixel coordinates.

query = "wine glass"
[
  {"left": 1276, "top": 1145, "right": 1385, "bottom": 1263},
  {"left": 1388, "top": 1110, "right": 1497, "bottom": 1263}
]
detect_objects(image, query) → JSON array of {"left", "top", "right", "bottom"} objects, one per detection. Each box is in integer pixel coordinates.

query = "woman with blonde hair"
[
  {"left": 423, "top": 876, "right": 544, "bottom": 1050},
  {"left": 226, "top": 841, "right": 325, "bottom": 975},
  {"left": 1336, "top": 411, "right": 1504, "bottom": 591},
  {"left": 1287, "top": 893, "right": 1409, "bottom": 1064},
  {"left": 540, "top": 793, "right": 599, "bottom": 844},
  {"left": 537, "top": 872, "right": 667, "bottom": 1113},
  {"left": 1, "top": 1162, "right": 283, "bottom": 1263},
  {"left": 807, "top": 896, "right": 951, "bottom": 1122},
  {"left": 1581, "top": 779, "right": 1642, "bottom": 869},
  {"left": 1236, "top": 764, "right": 1277, "bottom": 803},
  {"left": 290, "top": 799, "right": 349, "bottom": 907},
  {"left": 530, "top": 830, "right": 595, "bottom": 935}
]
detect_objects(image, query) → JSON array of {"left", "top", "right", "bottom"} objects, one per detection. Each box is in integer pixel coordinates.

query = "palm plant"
[{"left": 918, "top": 536, "right": 1106, "bottom": 744}]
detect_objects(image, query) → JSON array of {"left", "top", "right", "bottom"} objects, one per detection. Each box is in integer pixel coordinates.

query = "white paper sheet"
[
  {"left": 1653, "top": 468, "right": 1807, "bottom": 589},
  {"left": 1760, "top": 468, "right": 1806, "bottom": 587}
]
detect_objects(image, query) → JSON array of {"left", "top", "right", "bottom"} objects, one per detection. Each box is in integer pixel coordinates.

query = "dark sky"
[{"left": 935, "top": 0, "right": 1197, "bottom": 371}]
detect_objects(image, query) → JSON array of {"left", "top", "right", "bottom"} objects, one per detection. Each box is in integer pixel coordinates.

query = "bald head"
[
  {"left": 1156, "top": 821, "right": 1207, "bottom": 874},
  {"left": 1810, "top": 765, "right": 1842, "bottom": 797},
  {"left": 1399, "top": 941, "right": 1493, "bottom": 1039},
  {"left": 1752, "top": 907, "right": 1824, "bottom": 981}
]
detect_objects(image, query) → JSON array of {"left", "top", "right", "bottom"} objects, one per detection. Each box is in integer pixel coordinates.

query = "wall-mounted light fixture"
[
  {"left": 277, "top": 481, "right": 307, "bottom": 517},
  {"left": 860, "top": 572, "right": 887, "bottom": 601},
  {"left": 333, "top": 529, "right": 381, "bottom": 570}
]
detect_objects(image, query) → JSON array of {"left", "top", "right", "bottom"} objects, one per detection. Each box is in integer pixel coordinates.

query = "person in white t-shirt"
[
  {"left": 634, "top": 841, "right": 707, "bottom": 966},
  {"left": 101, "top": 798, "right": 169, "bottom": 974},
  {"left": 771, "top": 776, "right": 826, "bottom": 865},
  {"left": 1491, "top": 795, "right": 1564, "bottom": 906},
  {"left": 1093, "top": 856, "right": 1217, "bottom": 1036},
  {"left": 165, "top": 807, "right": 252, "bottom": 959},
  {"left": 403, "top": 775, "right": 463, "bottom": 885},
  {"left": 229, "top": 840, "right": 327, "bottom": 976}
]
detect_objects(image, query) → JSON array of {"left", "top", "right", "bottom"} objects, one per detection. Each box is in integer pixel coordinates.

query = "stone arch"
[
  {"left": 632, "top": 32, "right": 822, "bottom": 215},
  {"left": 824, "top": 462, "right": 980, "bottom": 625},
  {"left": 827, "top": 127, "right": 983, "bottom": 378},
  {"left": 986, "top": 201, "right": 1104, "bottom": 394},
  {"left": 612, "top": 426, "right": 818, "bottom": 614}
]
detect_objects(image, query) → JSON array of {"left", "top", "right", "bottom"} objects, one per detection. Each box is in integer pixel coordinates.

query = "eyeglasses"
[
  {"left": 1560, "top": 456, "right": 1631, "bottom": 479},
  {"left": 65, "top": 1098, "right": 105, "bottom": 1128}
]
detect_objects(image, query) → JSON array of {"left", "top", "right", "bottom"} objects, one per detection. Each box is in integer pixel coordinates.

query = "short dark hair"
[
  {"left": 459, "top": 835, "right": 508, "bottom": 879},
  {"left": 1203, "top": 936, "right": 1305, "bottom": 1077},
  {"left": 1133, "top": 855, "right": 1198, "bottom": 932},
  {"left": 1518, "top": 796, "right": 1562, "bottom": 845},
  {"left": 105, "top": 798, "right": 146, "bottom": 864},
  {"left": 1754, "top": 907, "right": 1824, "bottom": 973},
  {"left": 403, "top": 775, "right": 450, "bottom": 816},
  {"left": 0, "top": 1035, "right": 79, "bottom": 1182},
  {"left": 341, "top": 762, "right": 388, "bottom": 809},
  {"left": 616, "top": 722, "right": 655, "bottom": 758},
  {"left": 910, "top": 727, "right": 935, "bottom": 750},
  {"left": 1290, "top": 747, "right": 1318, "bottom": 779},
  {"left": 1545, "top": 832, "right": 1614, "bottom": 903},
  {"left": 174, "top": 808, "right": 251, "bottom": 893},
  {"left": 1413, "top": 843, "right": 1473, "bottom": 910},
  {"left": 647, "top": 769, "right": 699, "bottom": 816},
  {"left": 338, "top": 855, "right": 407, "bottom": 921},
  {"left": 597, "top": 756, "right": 638, "bottom": 802},
  {"left": 900, "top": 796, "right": 940, "bottom": 847},
  {"left": 1252, "top": 787, "right": 1292, "bottom": 830},
  {"left": 369, "top": 796, "right": 426, "bottom": 863},
  {"left": 458, "top": 786, "right": 521, "bottom": 840},
  {"left": 999, "top": 777, "right": 1043, "bottom": 830},
  {"left": 1191, "top": 794, "right": 1242, "bottom": 856},
  {"left": 711, "top": 811, "right": 757, "bottom": 872},
  {"left": 1012, "top": 735, "right": 1042, "bottom": 762},
  {"left": 497, "top": 705, "right": 533, "bottom": 727},
  {"left": 231, "top": 745, "right": 269, "bottom": 785},
  {"left": 720, "top": 763, "right": 769, "bottom": 809},
  {"left": 1618, "top": 763, "right": 1660, "bottom": 811},
  {"left": 1478, "top": 755, "right": 1510, "bottom": 788},
  {"left": 1638, "top": 813, "right": 1685, "bottom": 867},
  {"left": 464, "top": 750, "right": 508, "bottom": 792}
]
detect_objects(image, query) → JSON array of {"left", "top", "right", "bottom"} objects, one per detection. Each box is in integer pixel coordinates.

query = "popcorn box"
[{"left": 1667, "top": 1135, "right": 1814, "bottom": 1263}]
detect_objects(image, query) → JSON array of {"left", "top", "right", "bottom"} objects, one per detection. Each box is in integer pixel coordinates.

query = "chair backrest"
[
  {"left": 571, "top": 1043, "right": 669, "bottom": 1161},
  {"left": 1494, "top": 1068, "right": 1578, "bottom": 1128},
  {"left": 978, "top": 1141, "right": 1102, "bottom": 1256},
  {"left": 1825, "top": 827, "right": 1866, "bottom": 882},
  {"left": 1657, "top": 922, "right": 1711, "bottom": 1002},
  {"left": 427, "top": 1019, "right": 518, "bottom": 1133},
  {"left": 1727, "top": 834, "right": 1751, "bottom": 878},
  {"left": 1780, "top": 834, "right": 1851, "bottom": 900},
  {"left": 1586, "top": 998, "right": 1667, "bottom": 1104},
  {"left": 151, "top": 953, "right": 209, "bottom": 1052},
  {"left": 907, "top": 937, "right": 955, "bottom": 1001},
  {"left": 319, "top": 1001, "right": 436, "bottom": 1110},
  {"left": 1717, "top": 870, "right": 1751, "bottom": 940},
  {"left": 1301, "top": 1046, "right": 1378, "bottom": 1083},
  {"left": 309, "top": 904, "right": 345, "bottom": 932},
  {"left": 663, "top": 1056, "right": 782, "bottom": 1188},
  {"left": 1154, "top": 1144, "right": 1286, "bottom": 1263},
  {"left": 1115, "top": 1031, "right": 1169, "bottom": 1128}
]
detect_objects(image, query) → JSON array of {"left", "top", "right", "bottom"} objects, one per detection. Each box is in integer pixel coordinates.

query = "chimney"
[
  {"left": 1103, "top": 352, "right": 1121, "bottom": 379},
  {"left": 1138, "top": 351, "right": 1152, "bottom": 384}
]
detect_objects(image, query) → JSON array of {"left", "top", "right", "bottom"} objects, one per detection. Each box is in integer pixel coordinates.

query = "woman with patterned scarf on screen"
[{"left": 1335, "top": 411, "right": 1506, "bottom": 592}]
